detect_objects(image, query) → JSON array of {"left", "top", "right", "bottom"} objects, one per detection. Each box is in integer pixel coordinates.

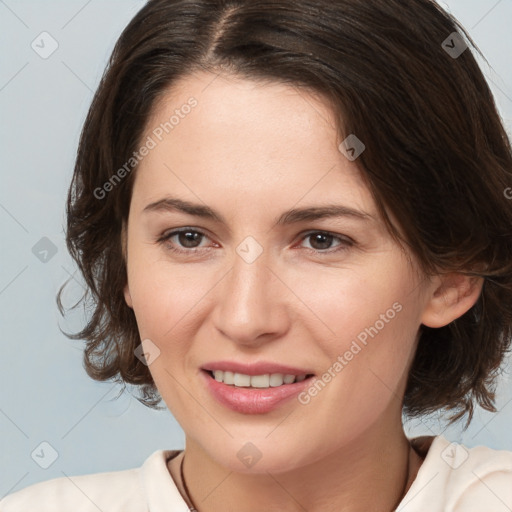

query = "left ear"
[{"left": 420, "top": 273, "right": 484, "bottom": 328}]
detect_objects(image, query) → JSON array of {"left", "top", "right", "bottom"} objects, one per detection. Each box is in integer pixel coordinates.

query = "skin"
[{"left": 123, "top": 71, "right": 483, "bottom": 512}]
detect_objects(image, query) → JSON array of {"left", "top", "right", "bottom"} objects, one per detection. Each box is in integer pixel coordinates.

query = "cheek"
[
  {"left": 126, "top": 233, "right": 210, "bottom": 339},
  {"left": 293, "top": 255, "right": 421, "bottom": 413},
  {"left": 125, "top": 257, "right": 209, "bottom": 404},
  {"left": 288, "top": 254, "right": 418, "bottom": 354}
]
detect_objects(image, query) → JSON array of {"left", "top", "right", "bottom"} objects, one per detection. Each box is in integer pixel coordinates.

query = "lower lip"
[{"left": 201, "top": 370, "right": 314, "bottom": 414}]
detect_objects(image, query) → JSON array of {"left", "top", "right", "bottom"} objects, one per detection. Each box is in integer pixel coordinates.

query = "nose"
[{"left": 212, "top": 246, "right": 289, "bottom": 348}]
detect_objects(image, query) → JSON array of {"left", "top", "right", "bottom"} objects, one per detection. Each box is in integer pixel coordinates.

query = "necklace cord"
[{"left": 180, "top": 454, "right": 198, "bottom": 512}]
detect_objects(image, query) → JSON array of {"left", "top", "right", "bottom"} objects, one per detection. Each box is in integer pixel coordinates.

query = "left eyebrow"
[
  {"left": 274, "top": 205, "right": 374, "bottom": 225},
  {"left": 142, "top": 196, "right": 374, "bottom": 225}
]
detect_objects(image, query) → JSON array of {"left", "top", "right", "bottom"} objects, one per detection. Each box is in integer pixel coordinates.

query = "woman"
[{"left": 2, "top": 0, "right": 512, "bottom": 510}]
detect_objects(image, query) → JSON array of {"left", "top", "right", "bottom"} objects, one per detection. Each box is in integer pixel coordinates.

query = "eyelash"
[{"left": 156, "top": 228, "right": 354, "bottom": 256}]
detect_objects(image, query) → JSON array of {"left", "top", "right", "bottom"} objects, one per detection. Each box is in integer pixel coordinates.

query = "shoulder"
[
  {"left": 0, "top": 449, "right": 182, "bottom": 512},
  {"left": 0, "top": 467, "right": 144, "bottom": 512},
  {"left": 443, "top": 438, "right": 512, "bottom": 512},
  {"left": 400, "top": 435, "right": 512, "bottom": 512}
]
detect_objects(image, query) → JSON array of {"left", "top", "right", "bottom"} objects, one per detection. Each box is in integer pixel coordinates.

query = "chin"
[{"left": 199, "top": 436, "right": 320, "bottom": 475}]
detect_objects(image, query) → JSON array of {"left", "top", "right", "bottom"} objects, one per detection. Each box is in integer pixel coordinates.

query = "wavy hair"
[{"left": 58, "top": 0, "right": 512, "bottom": 425}]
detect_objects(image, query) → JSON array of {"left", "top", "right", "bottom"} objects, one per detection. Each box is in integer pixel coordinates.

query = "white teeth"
[
  {"left": 250, "top": 374, "right": 270, "bottom": 388},
  {"left": 283, "top": 374, "right": 295, "bottom": 384},
  {"left": 233, "top": 373, "right": 251, "bottom": 387},
  {"left": 210, "top": 370, "right": 309, "bottom": 388},
  {"left": 269, "top": 373, "right": 284, "bottom": 387}
]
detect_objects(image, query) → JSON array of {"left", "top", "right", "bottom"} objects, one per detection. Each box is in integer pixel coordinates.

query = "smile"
[
  {"left": 201, "top": 368, "right": 316, "bottom": 414},
  {"left": 209, "top": 370, "right": 309, "bottom": 388}
]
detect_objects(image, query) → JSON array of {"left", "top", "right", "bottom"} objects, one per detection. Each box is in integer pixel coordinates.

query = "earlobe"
[
  {"left": 121, "top": 221, "right": 133, "bottom": 308},
  {"left": 124, "top": 284, "right": 133, "bottom": 308},
  {"left": 420, "top": 273, "right": 484, "bottom": 328}
]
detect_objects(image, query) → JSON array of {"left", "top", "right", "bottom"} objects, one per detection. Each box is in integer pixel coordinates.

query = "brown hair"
[{"left": 58, "top": 0, "right": 512, "bottom": 425}]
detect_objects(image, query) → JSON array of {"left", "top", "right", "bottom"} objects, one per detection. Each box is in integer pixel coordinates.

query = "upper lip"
[{"left": 201, "top": 361, "right": 315, "bottom": 376}]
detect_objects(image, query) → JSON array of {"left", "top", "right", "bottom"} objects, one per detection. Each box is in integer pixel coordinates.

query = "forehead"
[{"left": 132, "top": 71, "right": 375, "bottom": 218}]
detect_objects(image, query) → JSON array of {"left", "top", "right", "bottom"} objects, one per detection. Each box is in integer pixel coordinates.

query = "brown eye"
[
  {"left": 175, "top": 230, "right": 204, "bottom": 248},
  {"left": 300, "top": 231, "right": 354, "bottom": 254},
  {"left": 308, "top": 233, "right": 335, "bottom": 250},
  {"left": 157, "top": 228, "right": 209, "bottom": 254}
]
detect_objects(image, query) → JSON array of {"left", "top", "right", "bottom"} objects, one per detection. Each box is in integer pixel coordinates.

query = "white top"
[{"left": 1, "top": 436, "right": 511, "bottom": 511}]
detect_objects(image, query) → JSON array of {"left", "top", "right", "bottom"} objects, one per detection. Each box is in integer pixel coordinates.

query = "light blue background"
[{"left": 1, "top": 0, "right": 511, "bottom": 497}]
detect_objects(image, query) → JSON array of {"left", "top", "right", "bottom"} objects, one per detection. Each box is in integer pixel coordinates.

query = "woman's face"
[{"left": 123, "top": 71, "right": 435, "bottom": 473}]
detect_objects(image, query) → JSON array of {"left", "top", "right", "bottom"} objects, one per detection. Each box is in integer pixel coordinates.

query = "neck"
[{"left": 171, "top": 420, "right": 423, "bottom": 512}]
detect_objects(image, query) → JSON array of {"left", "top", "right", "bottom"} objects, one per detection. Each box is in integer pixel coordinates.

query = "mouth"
[
  {"left": 200, "top": 367, "right": 316, "bottom": 414},
  {"left": 203, "top": 369, "right": 315, "bottom": 388}
]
